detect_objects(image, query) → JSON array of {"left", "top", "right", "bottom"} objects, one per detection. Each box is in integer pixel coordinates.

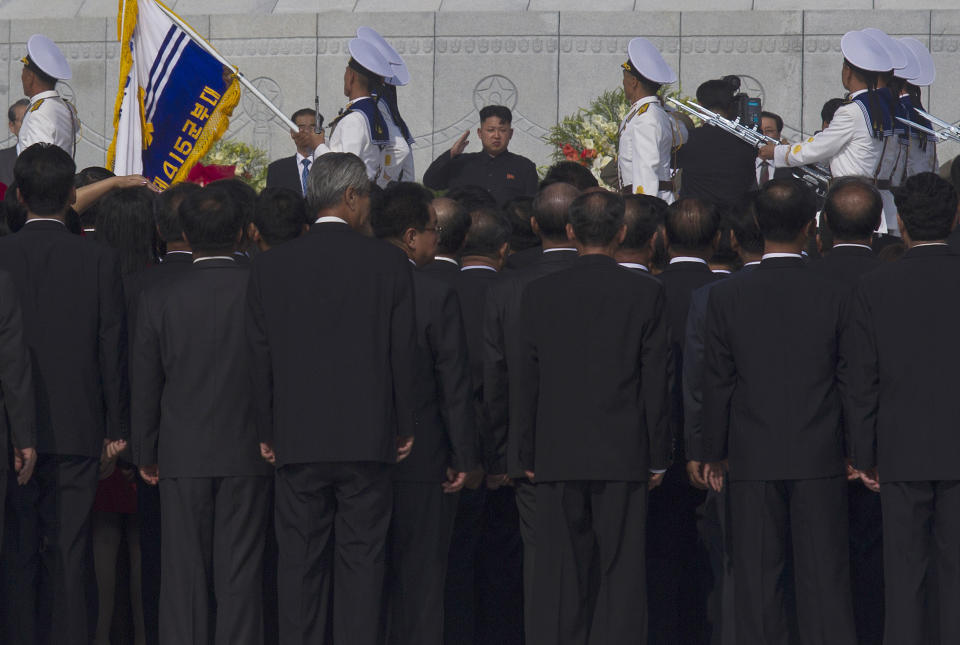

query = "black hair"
[
  {"left": 95, "top": 187, "right": 159, "bottom": 275},
  {"left": 760, "top": 111, "right": 783, "bottom": 134},
  {"left": 24, "top": 59, "right": 56, "bottom": 88},
  {"left": 754, "top": 178, "right": 817, "bottom": 243},
  {"left": 1, "top": 186, "right": 26, "bottom": 233},
  {"left": 209, "top": 178, "right": 256, "bottom": 248},
  {"left": 820, "top": 98, "right": 845, "bottom": 126},
  {"left": 622, "top": 194, "right": 666, "bottom": 250},
  {"left": 894, "top": 172, "right": 958, "bottom": 242},
  {"left": 254, "top": 187, "right": 308, "bottom": 247},
  {"left": 446, "top": 184, "right": 497, "bottom": 212},
  {"left": 696, "top": 78, "right": 739, "bottom": 115},
  {"left": 503, "top": 196, "right": 539, "bottom": 252},
  {"left": 568, "top": 191, "right": 625, "bottom": 247},
  {"left": 843, "top": 60, "right": 886, "bottom": 138},
  {"left": 540, "top": 161, "right": 599, "bottom": 191},
  {"left": 664, "top": 198, "right": 720, "bottom": 253},
  {"left": 727, "top": 191, "right": 764, "bottom": 254},
  {"left": 479, "top": 105, "right": 512, "bottom": 126},
  {"left": 433, "top": 198, "right": 471, "bottom": 255},
  {"left": 7, "top": 98, "right": 29, "bottom": 125},
  {"left": 13, "top": 143, "right": 75, "bottom": 215},
  {"left": 156, "top": 182, "right": 201, "bottom": 243},
  {"left": 73, "top": 166, "right": 116, "bottom": 230},
  {"left": 290, "top": 108, "right": 317, "bottom": 122},
  {"left": 460, "top": 207, "right": 510, "bottom": 259},
  {"left": 532, "top": 182, "right": 579, "bottom": 242},
  {"left": 372, "top": 182, "right": 433, "bottom": 240},
  {"left": 823, "top": 177, "right": 883, "bottom": 241},
  {"left": 179, "top": 185, "right": 245, "bottom": 254}
]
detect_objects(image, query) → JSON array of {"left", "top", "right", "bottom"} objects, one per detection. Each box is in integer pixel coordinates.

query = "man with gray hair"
[
  {"left": 246, "top": 152, "right": 418, "bottom": 645},
  {"left": 0, "top": 99, "right": 29, "bottom": 186}
]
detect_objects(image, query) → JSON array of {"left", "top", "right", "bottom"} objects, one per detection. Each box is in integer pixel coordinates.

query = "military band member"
[
  {"left": 18, "top": 35, "right": 78, "bottom": 159},
  {"left": 618, "top": 37, "right": 687, "bottom": 203},
  {"left": 293, "top": 38, "right": 392, "bottom": 182},
  {"left": 358, "top": 27, "right": 416, "bottom": 186},
  {"left": 894, "top": 38, "right": 937, "bottom": 180}
]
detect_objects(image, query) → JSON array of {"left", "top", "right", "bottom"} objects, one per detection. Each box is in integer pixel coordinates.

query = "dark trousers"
[
  {"left": 158, "top": 476, "right": 270, "bottom": 645},
  {"left": 730, "top": 476, "right": 856, "bottom": 645},
  {"left": 848, "top": 482, "right": 883, "bottom": 645},
  {"left": 532, "top": 480, "right": 648, "bottom": 645},
  {"left": 387, "top": 480, "right": 459, "bottom": 645},
  {"left": 34, "top": 455, "right": 100, "bottom": 645},
  {"left": 138, "top": 478, "right": 162, "bottom": 645},
  {"left": 515, "top": 477, "right": 537, "bottom": 642},
  {"left": 1, "top": 469, "right": 39, "bottom": 645},
  {"left": 701, "top": 478, "right": 735, "bottom": 645},
  {"left": 275, "top": 461, "right": 392, "bottom": 645},
  {"left": 444, "top": 486, "right": 485, "bottom": 645},
  {"left": 881, "top": 480, "right": 960, "bottom": 645},
  {"left": 477, "top": 486, "right": 523, "bottom": 644}
]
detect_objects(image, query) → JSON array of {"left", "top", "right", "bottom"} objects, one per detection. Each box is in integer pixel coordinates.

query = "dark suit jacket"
[
  {"left": 0, "top": 220, "right": 127, "bottom": 458},
  {"left": 247, "top": 221, "right": 417, "bottom": 466},
  {"left": 0, "top": 269, "right": 35, "bottom": 470},
  {"left": 400, "top": 270, "right": 477, "bottom": 482},
  {"left": 123, "top": 252, "right": 194, "bottom": 347},
  {"left": 0, "top": 145, "right": 16, "bottom": 188},
  {"left": 504, "top": 246, "right": 543, "bottom": 272},
  {"left": 702, "top": 257, "right": 848, "bottom": 481},
  {"left": 420, "top": 257, "right": 460, "bottom": 286},
  {"left": 515, "top": 255, "right": 670, "bottom": 482},
  {"left": 846, "top": 244, "right": 960, "bottom": 481},
  {"left": 265, "top": 155, "right": 304, "bottom": 194},
  {"left": 132, "top": 259, "right": 270, "bottom": 478},
  {"left": 809, "top": 244, "right": 880, "bottom": 289},
  {"left": 482, "top": 248, "right": 578, "bottom": 475},
  {"left": 677, "top": 126, "right": 757, "bottom": 207}
]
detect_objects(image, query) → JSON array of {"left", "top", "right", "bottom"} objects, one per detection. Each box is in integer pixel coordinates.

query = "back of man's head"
[
  {"left": 568, "top": 191, "right": 625, "bottom": 247},
  {"left": 460, "top": 208, "right": 510, "bottom": 259},
  {"left": 306, "top": 152, "right": 370, "bottom": 214},
  {"left": 622, "top": 194, "right": 666, "bottom": 251},
  {"left": 432, "top": 197, "right": 471, "bottom": 255},
  {"left": 503, "top": 196, "right": 539, "bottom": 252},
  {"left": 14, "top": 143, "right": 76, "bottom": 216},
  {"left": 532, "top": 182, "right": 579, "bottom": 242},
  {"left": 254, "top": 187, "right": 308, "bottom": 247},
  {"left": 373, "top": 182, "right": 432, "bottom": 240},
  {"left": 664, "top": 197, "right": 720, "bottom": 254},
  {"left": 540, "top": 161, "right": 599, "bottom": 191},
  {"left": 179, "top": 185, "right": 243, "bottom": 255},
  {"left": 754, "top": 178, "right": 817, "bottom": 243},
  {"left": 156, "top": 182, "right": 201, "bottom": 244},
  {"left": 209, "top": 178, "right": 256, "bottom": 228},
  {"left": 894, "top": 172, "right": 958, "bottom": 242},
  {"left": 446, "top": 184, "right": 497, "bottom": 212},
  {"left": 823, "top": 177, "right": 882, "bottom": 243},
  {"left": 728, "top": 191, "right": 763, "bottom": 255}
]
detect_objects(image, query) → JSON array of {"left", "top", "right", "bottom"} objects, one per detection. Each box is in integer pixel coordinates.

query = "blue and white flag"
[{"left": 108, "top": 0, "right": 240, "bottom": 189}]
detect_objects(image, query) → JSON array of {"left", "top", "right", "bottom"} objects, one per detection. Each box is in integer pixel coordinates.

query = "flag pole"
[{"left": 154, "top": 2, "right": 297, "bottom": 132}]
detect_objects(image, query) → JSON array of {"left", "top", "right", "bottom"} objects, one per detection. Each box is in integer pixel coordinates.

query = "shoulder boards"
[
  {"left": 637, "top": 103, "right": 650, "bottom": 115},
  {"left": 29, "top": 99, "right": 44, "bottom": 112}
]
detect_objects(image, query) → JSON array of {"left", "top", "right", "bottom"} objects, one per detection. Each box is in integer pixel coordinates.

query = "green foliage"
[{"left": 199, "top": 139, "right": 269, "bottom": 192}]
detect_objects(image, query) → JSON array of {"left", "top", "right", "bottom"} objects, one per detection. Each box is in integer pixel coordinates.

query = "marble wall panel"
[
  {"left": 803, "top": 10, "right": 931, "bottom": 35},
  {"left": 929, "top": 33, "right": 960, "bottom": 165},
  {"left": 0, "top": 22, "right": 10, "bottom": 150}
]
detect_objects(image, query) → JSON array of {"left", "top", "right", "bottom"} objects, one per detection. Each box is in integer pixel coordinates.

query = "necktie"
[
  {"left": 759, "top": 161, "right": 770, "bottom": 186},
  {"left": 301, "top": 158, "right": 311, "bottom": 196}
]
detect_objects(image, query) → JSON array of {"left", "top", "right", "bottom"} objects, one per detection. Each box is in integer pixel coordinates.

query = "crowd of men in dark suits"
[{"left": 0, "top": 141, "right": 958, "bottom": 645}]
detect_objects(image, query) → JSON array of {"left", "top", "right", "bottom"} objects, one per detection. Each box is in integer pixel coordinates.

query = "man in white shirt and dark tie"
[{"left": 266, "top": 108, "right": 317, "bottom": 196}]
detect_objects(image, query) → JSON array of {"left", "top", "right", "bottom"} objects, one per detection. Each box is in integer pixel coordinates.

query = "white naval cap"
[
  {"left": 356, "top": 27, "right": 410, "bottom": 87},
  {"left": 22, "top": 34, "right": 71, "bottom": 81},
  {"left": 896, "top": 37, "right": 935, "bottom": 86},
  {"left": 623, "top": 37, "right": 676, "bottom": 85},
  {"left": 860, "top": 28, "right": 907, "bottom": 71},
  {"left": 840, "top": 29, "right": 892, "bottom": 73},
  {"left": 347, "top": 37, "right": 392, "bottom": 79}
]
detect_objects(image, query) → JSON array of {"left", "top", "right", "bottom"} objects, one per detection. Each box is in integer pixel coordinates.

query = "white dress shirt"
[
  {"left": 18, "top": 90, "right": 77, "bottom": 158},
  {"left": 312, "top": 97, "right": 382, "bottom": 181}
]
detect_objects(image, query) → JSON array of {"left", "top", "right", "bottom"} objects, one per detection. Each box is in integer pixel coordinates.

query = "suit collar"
[
  {"left": 576, "top": 254, "right": 617, "bottom": 267},
  {"left": 162, "top": 251, "right": 193, "bottom": 263},
  {"left": 193, "top": 258, "right": 238, "bottom": 269},
  {"left": 541, "top": 249, "right": 577, "bottom": 263},
  {"left": 759, "top": 256, "right": 806, "bottom": 268},
  {"left": 904, "top": 243, "right": 951, "bottom": 259},
  {"left": 830, "top": 244, "right": 873, "bottom": 257},
  {"left": 310, "top": 221, "right": 353, "bottom": 234},
  {"left": 664, "top": 258, "right": 711, "bottom": 273},
  {"left": 21, "top": 219, "right": 68, "bottom": 233}
]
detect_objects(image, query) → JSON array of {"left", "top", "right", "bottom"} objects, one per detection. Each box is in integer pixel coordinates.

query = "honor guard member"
[
  {"left": 618, "top": 37, "right": 687, "bottom": 203},
  {"left": 295, "top": 38, "right": 392, "bottom": 181},
  {"left": 18, "top": 35, "right": 78, "bottom": 158},
  {"left": 894, "top": 38, "right": 937, "bottom": 180},
  {"left": 357, "top": 27, "right": 415, "bottom": 187},
  {"left": 760, "top": 30, "right": 892, "bottom": 225}
]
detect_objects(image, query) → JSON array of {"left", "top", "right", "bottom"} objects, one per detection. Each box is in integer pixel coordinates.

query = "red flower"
[
  {"left": 580, "top": 148, "right": 597, "bottom": 160},
  {"left": 186, "top": 162, "right": 236, "bottom": 186}
]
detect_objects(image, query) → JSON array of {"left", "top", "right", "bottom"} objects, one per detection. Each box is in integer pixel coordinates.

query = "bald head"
[
  {"left": 431, "top": 196, "right": 471, "bottom": 255},
  {"left": 532, "top": 182, "right": 580, "bottom": 242},
  {"left": 823, "top": 177, "right": 882, "bottom": 244}
]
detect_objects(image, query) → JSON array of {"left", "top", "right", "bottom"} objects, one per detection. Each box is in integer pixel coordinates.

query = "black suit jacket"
[
  {"left": 703, "top": 257, "right": 848, "bottom": 481},
  {"left": 265, "top": 155, "right": 304, "bottom": 194},
  {"left": 504, "top": 246, "right": 543, "bottom": 272},
  {"left": 132, "top": 259, "right": 270, "bottom": 478},
  {"left": 0, "top": 269, "right": 35, "bottom": 469},
  {"left": 400, "top": 270, "right": 477, "bottom": 482},
  {"left": 515, "top": 255, "right": 670, "bottom": 482},
  {"left": 809, "top": 244, "right": 880, "bottom": 289},
  {"left": 482, "top": 248, "right": 578, "bottom": 475},
  {"left": 0, "top": 220, "right": 127, "bottom": 458},
  {"left": 420, "top": 257, "right": 460, "bottom": 286},
  {"left": 123, "top": 252, "right": 194, "bottom": 347},
  {"left": 247, "top": 221, "right": 417, "bottom": 466},
  {"left": 846, "top": 244, "right": 960, "bottom": 481},
  {"left": 677, "top": 126, "right": 757, "bottom": 207},
  {"left": 0, "top": 145, "right": 16, "bottom": 188}
]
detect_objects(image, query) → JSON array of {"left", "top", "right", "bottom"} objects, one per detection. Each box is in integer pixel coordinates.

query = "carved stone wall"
[{"left": 1, "top": 9, "right": 958, "bottom": 176}]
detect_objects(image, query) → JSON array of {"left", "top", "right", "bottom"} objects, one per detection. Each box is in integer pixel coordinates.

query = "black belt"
[
  {"left": 875, "top": 179, "right": 893, "bottom": 191},
  {"left": 621, "top": 180, "right": 675, "bottom": 195}
]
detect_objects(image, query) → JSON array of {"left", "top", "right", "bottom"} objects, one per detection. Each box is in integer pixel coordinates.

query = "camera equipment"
[{"left": 721, "top": 76, "right": 762, "bottom": 128}]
